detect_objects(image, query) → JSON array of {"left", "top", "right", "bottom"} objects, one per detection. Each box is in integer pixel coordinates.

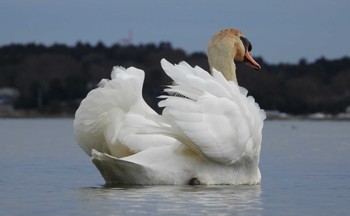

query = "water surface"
[{"left": 0, "top": 119, "right": 349, "bottom": 215}]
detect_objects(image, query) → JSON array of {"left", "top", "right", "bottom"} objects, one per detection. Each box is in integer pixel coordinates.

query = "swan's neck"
[{"left": 208, "top": 48, "right": 238, "bottom": 83}]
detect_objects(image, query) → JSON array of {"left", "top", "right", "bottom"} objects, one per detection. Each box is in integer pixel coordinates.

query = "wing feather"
[
  {"left": 74, "top": 66, "right": 157, "bottom": 156},
  {"left": 158, "top": 59, "right": 265, "bottom": 164}
]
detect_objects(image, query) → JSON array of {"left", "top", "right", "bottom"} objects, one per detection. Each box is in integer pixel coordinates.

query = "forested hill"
[{"left": 0, "top": 42, "right": 349, "bottom": 115}]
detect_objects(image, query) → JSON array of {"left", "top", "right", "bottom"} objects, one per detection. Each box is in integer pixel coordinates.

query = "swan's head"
[{"left": 207, "top": 29, "right": 261, "bottom": 81}]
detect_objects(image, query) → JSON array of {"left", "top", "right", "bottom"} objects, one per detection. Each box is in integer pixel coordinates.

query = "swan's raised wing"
[
  {"left": 158, "top": 59, "right": 265, "bottom": 165},
  {"left": 74, "top": 66, "right": 157, "bottom": 156}
]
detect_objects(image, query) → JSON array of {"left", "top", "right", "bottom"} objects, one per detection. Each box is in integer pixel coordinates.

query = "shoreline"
[{"left": 1, "top": 110, "right": 350, "bottom": 121}]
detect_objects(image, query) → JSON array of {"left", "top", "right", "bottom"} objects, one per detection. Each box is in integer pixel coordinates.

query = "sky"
[{"left": 0, "top": 0, "right": 349, "bottom": 64}]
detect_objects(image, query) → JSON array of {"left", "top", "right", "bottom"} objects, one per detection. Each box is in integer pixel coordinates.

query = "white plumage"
[
  {"left": 74, "top": 66, "right": 174, "bottom": 158},
  {"left": 158, "top": 60, "right": 265, "bottom": 165},
  {"left": 74, "top": 29, "right": 265, "bottom": 185}
]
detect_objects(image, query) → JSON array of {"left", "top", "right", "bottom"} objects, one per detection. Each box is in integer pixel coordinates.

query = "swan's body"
[{"left": 74, "top": 29, "right": 265, "bottom": 185}]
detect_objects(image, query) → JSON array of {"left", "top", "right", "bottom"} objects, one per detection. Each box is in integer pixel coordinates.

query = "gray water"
[{"left": 0, "top": 119, "right": 349, "bottom": 215}]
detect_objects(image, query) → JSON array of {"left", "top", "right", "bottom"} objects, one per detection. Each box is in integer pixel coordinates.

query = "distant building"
[{"left": 0, "top": 87, "right": 20, "bottom": 114}]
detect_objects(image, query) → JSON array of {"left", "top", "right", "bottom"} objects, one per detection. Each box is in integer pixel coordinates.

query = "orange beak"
[{"left": 244, "top": 51, "right": 261, "bottom": 71}]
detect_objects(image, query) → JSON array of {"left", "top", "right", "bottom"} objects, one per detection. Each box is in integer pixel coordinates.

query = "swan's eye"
[{"left": 239, "top": 36, "right": 253, "bottom": 52}]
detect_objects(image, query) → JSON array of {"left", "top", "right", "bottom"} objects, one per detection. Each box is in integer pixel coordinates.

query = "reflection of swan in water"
[
  {"left": 74, "top": 29, "right": 265, "bottom": 185},
  {"left": 77, "top": 185, "right": 262, "bottom": 215}
]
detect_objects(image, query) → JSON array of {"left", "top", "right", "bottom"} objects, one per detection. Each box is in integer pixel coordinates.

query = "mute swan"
[{"left": 74, "top": 29, "right": 265, "bottom": 185}]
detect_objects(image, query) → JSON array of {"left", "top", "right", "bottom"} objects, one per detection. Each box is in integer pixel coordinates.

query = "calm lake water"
[{"left": 0, "top": 118, "right": 349, "bottom": 215}]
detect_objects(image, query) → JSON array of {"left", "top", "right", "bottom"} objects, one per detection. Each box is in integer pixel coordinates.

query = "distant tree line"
[{"left": 0, "top": 42, "right": 349, "bottom": 115}]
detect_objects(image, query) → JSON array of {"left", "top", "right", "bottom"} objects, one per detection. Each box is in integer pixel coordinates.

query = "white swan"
[{"left": 74, "top": 29, "right": 265, "bottom": 185}]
